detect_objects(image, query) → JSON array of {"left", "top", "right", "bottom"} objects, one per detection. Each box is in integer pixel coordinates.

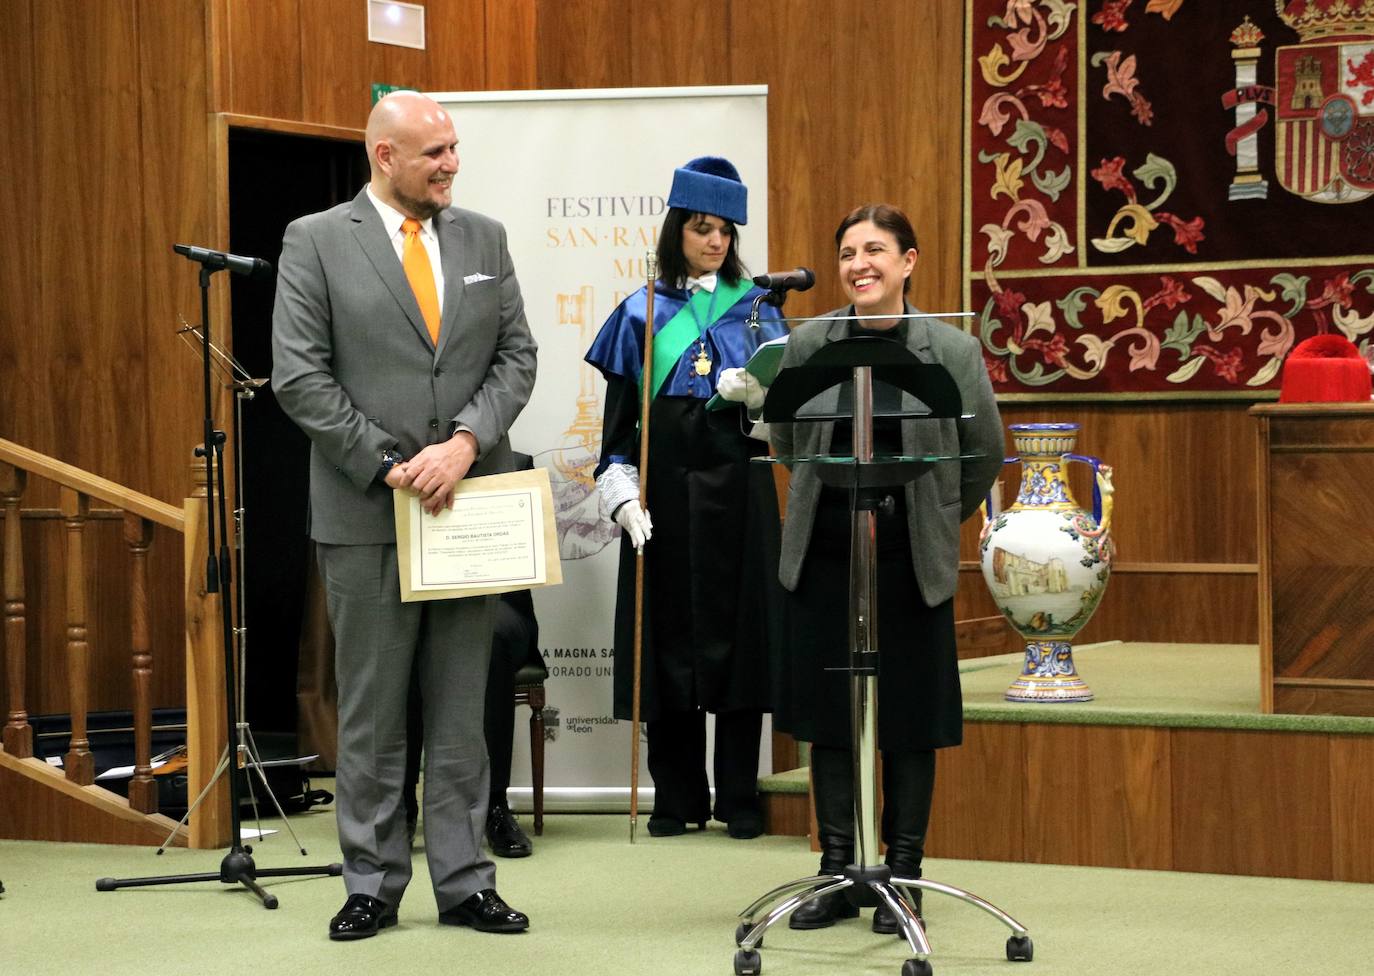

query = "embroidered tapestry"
[{"left": 965, "top": 0, "right": 1374, "bottom": 398}]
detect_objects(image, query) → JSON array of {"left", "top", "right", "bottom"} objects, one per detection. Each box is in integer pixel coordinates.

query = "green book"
[{"left": 705, "top": 334, "right": 789, "bottom": 411}]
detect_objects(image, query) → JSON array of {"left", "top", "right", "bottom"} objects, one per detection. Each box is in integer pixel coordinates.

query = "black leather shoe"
[
  {"left": 727, "top": 810, "right": 764, "bottom": 840},
  {"left": 328, "top": 894, "right": 397, "bottom": 941},
  {"left": 789, "top": 888, "right": 859, "bottom": 930},
  {"left": 438, "top": 889, "right": 529, "bottom": 933},
  {"left": 647, "top": 815, "right": 686, "bottom": 837},
  {"left": 486, "top": 804, "right": 533, "bottom": 858},
  {"left": 872, "top": 890, "right": 923, "bottom": 935}
]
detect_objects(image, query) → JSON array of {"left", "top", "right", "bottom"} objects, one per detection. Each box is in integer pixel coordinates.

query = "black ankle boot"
[
  {"left": 872, "top": 885, "right": 922, "bottom": 934},
  {"left": 790, "top": 883, "right": 860, "bottom": 929}
]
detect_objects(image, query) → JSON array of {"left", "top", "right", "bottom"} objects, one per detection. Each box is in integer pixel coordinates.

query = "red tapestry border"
[{"left": 965, "top": 0, "right": 1374, "bottom": 398}]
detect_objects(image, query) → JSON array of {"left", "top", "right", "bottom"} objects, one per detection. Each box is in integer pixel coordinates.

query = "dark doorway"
[{"left": 227, "top": 127, "right": 367, "bottom": 744}]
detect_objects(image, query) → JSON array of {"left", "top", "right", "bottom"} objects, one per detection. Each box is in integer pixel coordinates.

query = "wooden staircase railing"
[{"left": 0, "top": 436, "right": 227, "bottom": 848}]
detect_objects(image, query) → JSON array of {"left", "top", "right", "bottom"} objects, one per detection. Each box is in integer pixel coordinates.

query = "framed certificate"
[{"left": 394, "top": 467, "right": 563, "bottom": 602}]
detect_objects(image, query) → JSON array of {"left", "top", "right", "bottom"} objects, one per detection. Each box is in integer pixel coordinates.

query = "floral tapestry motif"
[{"left": 966, "top": 0, "right": 1374, "bottom": 397}]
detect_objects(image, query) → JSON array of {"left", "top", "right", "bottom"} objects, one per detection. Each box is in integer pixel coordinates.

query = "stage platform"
[{"left": 760, "top": 641, "right": 1374, "bottom": 883}]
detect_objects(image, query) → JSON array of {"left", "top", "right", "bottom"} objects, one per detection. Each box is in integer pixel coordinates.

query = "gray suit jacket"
[
  {"left": 271, "top": 189, "right": 538, "bottom": 544},
  {"left": 769, "top": 305, "right": 1004, "bottom": 606}
]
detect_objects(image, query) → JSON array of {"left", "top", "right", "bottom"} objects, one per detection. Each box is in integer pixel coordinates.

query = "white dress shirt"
[{"left": 366, "top": 185, "right": 445, "bottom": 317}]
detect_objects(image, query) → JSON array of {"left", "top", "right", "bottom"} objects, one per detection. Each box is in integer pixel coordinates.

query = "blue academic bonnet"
[{"left": 667, "top": 156, "right": 748, "bottom": 226}]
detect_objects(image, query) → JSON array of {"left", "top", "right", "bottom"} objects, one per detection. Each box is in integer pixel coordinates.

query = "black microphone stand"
[{"left": 95, "top": 257, "right": 340, "bottom": 908}]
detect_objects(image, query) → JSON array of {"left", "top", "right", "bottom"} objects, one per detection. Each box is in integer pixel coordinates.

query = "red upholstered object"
[{"left": 1279, "top": 335, "right": 1373, "bottom": 403}]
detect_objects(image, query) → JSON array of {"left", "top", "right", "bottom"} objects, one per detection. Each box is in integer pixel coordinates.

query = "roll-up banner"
[{"left": 431, "top": 86, "right": 770, "bottom": 811}]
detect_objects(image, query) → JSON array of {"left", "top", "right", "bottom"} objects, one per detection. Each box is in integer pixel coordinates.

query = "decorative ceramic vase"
[{"left": 978, "top": 423, "right": 1115, "bottom": 703}]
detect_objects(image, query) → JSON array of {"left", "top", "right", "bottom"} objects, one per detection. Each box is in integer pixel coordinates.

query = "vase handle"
[
  {"left": 1065, "top": 453, "right": 1113, "bottom": 532},
  {"left": 982, "top": 455, "right": 1021, "bottom": 523}
]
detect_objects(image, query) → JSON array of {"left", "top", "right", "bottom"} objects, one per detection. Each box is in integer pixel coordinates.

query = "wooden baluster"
[
  {"left": 1, "top": 463, "right": 32, "bottom": 757},
  {"left": 60, "top": 487, "right": 95, "bottom": 785},
  {"left": 125, "top": 513, "right": 157, "bottom": 813}
]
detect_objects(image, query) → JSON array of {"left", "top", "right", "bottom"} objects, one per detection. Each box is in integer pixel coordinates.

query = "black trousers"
[{"left": 647, "top": 708, "right": 763, "bottom": 824}]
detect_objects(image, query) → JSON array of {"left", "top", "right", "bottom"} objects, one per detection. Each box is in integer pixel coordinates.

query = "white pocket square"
[{"left": 463, "top": 272, "right": 496, "bottom": 285}]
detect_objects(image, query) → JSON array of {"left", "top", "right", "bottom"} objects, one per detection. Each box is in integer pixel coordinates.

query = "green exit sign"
[{"left": 371, "top": 83, "right": 405, "bottom": 105}]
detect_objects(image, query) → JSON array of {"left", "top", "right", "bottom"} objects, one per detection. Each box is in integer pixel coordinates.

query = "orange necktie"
[{"left": 401, "top": 218, "right": 441, "bottom": 345}]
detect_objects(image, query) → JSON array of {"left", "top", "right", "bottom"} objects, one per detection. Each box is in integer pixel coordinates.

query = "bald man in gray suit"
[{"left": 272, "top": 91, "right": 537, "bottom": 941}]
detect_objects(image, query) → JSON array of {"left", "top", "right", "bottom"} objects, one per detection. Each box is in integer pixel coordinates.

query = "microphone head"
[{"left": 753, "top": 267, "right": 816, "bottom": 291}]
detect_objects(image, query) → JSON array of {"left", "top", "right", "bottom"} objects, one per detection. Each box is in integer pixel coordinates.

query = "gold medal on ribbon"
[{"left": 694, "top": 343, "right": 712, "bottom": 376}]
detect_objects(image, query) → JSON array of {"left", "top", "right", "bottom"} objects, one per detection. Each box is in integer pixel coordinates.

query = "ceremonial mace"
[{"left": 629, "top": 251, "right": 657, "bottom": 842}]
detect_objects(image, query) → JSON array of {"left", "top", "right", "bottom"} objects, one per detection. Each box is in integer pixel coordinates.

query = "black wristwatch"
[{"left": 377, "top": 448, "right": 404, "bottom": 484}]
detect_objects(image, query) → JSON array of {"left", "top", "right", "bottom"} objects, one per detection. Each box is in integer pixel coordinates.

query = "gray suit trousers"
[{"left": 316, "top": 542, "right": 496, "bottom": 910}]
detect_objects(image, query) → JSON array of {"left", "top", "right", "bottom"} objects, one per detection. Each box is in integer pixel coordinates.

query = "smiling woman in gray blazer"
[{"left": 769, "top": 204, "right": 1003, "bottom": 935}]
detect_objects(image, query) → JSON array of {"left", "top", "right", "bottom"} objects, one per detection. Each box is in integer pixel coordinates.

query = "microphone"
[
  {"left": 752, "top": 267, "right": 815, "bottom": 293},
  {"left": 173, "top": 244, "right": 273, "bottom": 277}
]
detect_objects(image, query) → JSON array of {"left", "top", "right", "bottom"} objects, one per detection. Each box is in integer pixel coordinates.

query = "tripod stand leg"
[
  {"left": 157, "top": 747, "right": 232, "bottom": 853},
  {"left": 242, "top": 726, "right": 310, "bottom": 855},
  {"left": 96, "top": 870, "right": 222, "bottom": 891},
  {"left": 237, "top": 875, "right": 278, "bottom": 909}
]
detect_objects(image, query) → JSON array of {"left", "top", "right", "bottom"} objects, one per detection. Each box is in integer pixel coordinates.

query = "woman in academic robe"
[{"left": 585, "top": 156, "right": 786, "bottom": 840}]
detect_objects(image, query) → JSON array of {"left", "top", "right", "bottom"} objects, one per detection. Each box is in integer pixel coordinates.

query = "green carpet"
[
  {"left": 2, "top": 801, "right": 1371, "bottom": 976},
  {"left": 958, "top": 641, "right": 1374, "bottom": 733}
]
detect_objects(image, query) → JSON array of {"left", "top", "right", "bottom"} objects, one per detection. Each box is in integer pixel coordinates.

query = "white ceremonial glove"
[
  {"left": 716, "top": 367, "right": 766, "bottom": 410},
  {"left": 613, "top": 500, "right": 654, "bottom": 550},
  {"left": 596, "top": 462, "right": 653, "bottom": 549}
]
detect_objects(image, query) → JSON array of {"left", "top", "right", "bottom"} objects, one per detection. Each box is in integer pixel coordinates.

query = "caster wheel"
[
  {"left": 733, "top": 948, "right": 761, "bottom": 975},
  {"left": 901, "top": 959, "right": 933, "bottom": 976},
  {"left": 735, "top": 921, "right": 763, "bottom": 947},
  {"left": 1007, "top": 935, "right": 1034, "bottom": 962}
]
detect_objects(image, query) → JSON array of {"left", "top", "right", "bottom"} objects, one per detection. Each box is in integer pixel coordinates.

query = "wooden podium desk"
[{"left": 1252, "top": 402, "right": 1374, "bottom": 715}]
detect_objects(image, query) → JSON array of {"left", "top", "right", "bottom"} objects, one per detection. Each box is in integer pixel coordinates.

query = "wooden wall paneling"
[
  {"left": 0, "top": 1, "right": 37, "bottom": 451},
  {"left": 136, "top": 0, "right": 209, "bottom": 722},
  {"left": 1254, "top": 411, "right": 1274, "bottom": 711},
  {"left": 730, "top": 2, "right": 964, "bottom": 320},
  {"left": 1022, "top": 724, "right": 1172, "bottom": 870},
  {"left": 138, "top": 0, "right": 217, "bottom": 506},
  {"left": 1171, "top": 728, "right": 1332, "bottom": 880},
  {"left": 992, "top": 402, "right": 1258, "bottom": 567},
  {"left": 368, "top": 13, "right": 433, "bottom": 94},
  {"left": 534, "top": 0, "right": 631, "bottom": 91},
  {"left": 207, "top": 0, "right": 229, "bottom": 112},
  {"left": 954, "top": 567, "right": 1257, "bottom": 646},
  {"left": 1066, "top": 570, "right": 1256, "bottom": 645},
  {"left": 730, "top": 0, "right": 846, "bottom": 315},
  {"left": 299, "top": 0, "right": 371, "bottom": 128},
  {"left": 227, "top": 0, "right": 303, "bottom": 120},
  {"left": 35, "top": 2, "right": 149, "bottom": 490},
  {"left": 892, "top": 0, "right": 966, "bottom": 316},
  {"left": 926, "top": 722, "right": 1024, "bottom": 863},
  {"left": 424, "top": 0, "right": 487, "bottom": 93},
  {"left": 1268, "top": 448, "right": 1374, "bottom": 682},
  {"left": 483, "top": 0, "right": 536, "bottom": 90},
  {"left": 627, "top": 0, "right": 733, "bottom": 87},
  {"left": 1329, "top": 734, "right": 1374, "bottom": 883}
]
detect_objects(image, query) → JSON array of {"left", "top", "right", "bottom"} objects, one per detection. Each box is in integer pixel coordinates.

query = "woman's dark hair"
[
  {"left": 834, "top": 204, "right": 919, "bottom": 294},
  {"left": 656, "top": 207, "right": 745, "bottom": 287}
]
